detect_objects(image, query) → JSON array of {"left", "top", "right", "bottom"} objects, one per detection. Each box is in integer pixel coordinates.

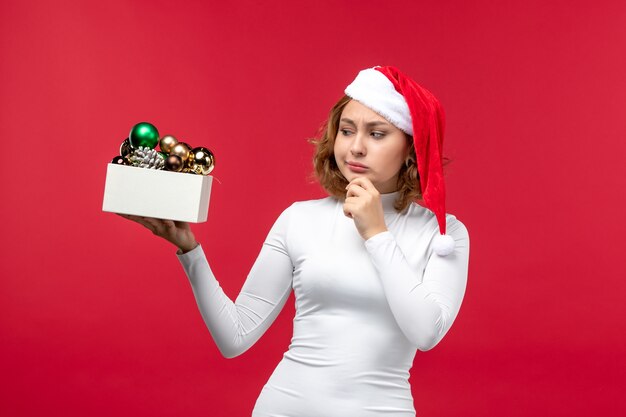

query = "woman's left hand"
[{"left": 343, "top": 177, "right": 388, "bottom": 240}]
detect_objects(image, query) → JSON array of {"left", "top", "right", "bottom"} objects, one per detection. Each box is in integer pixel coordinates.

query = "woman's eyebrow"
[
  {"left": 340, "top": 118, "right": 390, "bottom": 128},
  {"left": 340, "top": 118, "right": 356, "bottom": 126},
  {"left": 365, "top": 121, "right": 390, "bottom": 128}
]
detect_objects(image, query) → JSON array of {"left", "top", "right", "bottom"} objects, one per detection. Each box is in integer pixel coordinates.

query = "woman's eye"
[
  {"left": 371, "top": 131, "right": 386, "bottom": 139},
  {"left": 339, "top": 128, "right": 353, "bottom": 136}
]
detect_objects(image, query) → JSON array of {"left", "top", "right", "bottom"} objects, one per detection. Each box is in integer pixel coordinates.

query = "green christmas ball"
[{"left": 129, "top": 122, "right": 159, "bottom": 149}]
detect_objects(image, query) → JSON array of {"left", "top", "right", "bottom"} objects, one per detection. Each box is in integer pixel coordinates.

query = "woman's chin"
[{"left": 343, "top": 171, "right": 369, "bottom": 183}]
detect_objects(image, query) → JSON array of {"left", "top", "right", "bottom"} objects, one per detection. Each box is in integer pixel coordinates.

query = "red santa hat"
[{"left": 345, "top": 66, "right": 455, "bottom": 256}]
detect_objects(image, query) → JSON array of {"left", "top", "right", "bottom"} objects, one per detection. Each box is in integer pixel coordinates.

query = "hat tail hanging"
[{"left": 374, "top": 66, "right": 454, "bottom": 257}]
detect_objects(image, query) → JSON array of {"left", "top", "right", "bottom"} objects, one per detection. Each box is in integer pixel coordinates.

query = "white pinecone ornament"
[{"left": 128, "top": 146, "right": 165, "bottom": 170}]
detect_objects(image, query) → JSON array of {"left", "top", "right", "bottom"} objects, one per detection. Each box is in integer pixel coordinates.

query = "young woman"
[{"left": 121, "top": 66, "right": 470, "bottom": 417}]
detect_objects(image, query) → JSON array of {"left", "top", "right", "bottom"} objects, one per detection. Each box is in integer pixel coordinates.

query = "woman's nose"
[{"left": 350, "top": 133, "right": 366, "bottom": 156}]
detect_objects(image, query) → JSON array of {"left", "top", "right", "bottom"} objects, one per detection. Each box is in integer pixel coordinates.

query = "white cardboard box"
[{"left": 102, "top": 163, "right": 212, "bottom": 223}]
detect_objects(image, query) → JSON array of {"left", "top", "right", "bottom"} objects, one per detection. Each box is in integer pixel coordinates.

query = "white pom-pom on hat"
[{"left": 433, "top": 234, "right": 455, "bottom": 256}]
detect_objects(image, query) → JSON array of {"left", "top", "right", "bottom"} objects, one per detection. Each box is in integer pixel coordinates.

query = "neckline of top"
[{"left": 380, "top": 191, "right": 400, "bottom": 213}]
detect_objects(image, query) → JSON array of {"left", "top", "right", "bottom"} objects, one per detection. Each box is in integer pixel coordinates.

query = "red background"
[{"left": 1, "top": 0, "right": 625, "bottom": 416}]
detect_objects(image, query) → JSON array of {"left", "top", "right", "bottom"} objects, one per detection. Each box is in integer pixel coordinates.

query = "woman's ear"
[{"left": 404, "top": 138, "right": 416, "bottom": 167}]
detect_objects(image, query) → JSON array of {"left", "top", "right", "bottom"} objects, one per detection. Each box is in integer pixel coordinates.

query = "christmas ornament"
[
  {"left": 110, "top": 122, "right": 216, "bottom": 176},
  {"left": 165, "top": 155, "right": 183, "bottom": 172},
  {"left": 112, "top": 156, "right": 128, "bottom": 165},
  {"left": 170, "top": 142, "right": 192, "bottom": 162},
  {"left": 120, "top": 138, "right": 133, "bottom": 158},
  {"left": 188, "top": 147, "right": 215, "bottom": 175},
  {"left": 128, "top": 146, "right": 165, "bottom": 169},
  {"left": 129, "top": 122, "right": 159, "bottom": 149},
  {"left": 159, "top": 135, "right": 178, "bottom": 154}
]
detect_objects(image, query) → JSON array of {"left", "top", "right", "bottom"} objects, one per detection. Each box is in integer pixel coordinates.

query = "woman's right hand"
[{"left": 117, "top": 214, "right": 199, "bottom": 254}]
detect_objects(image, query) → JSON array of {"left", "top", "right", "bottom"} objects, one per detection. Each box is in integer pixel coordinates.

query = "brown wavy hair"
[{"left": 311, "top": 95, "right": 431, "bottom": 212}]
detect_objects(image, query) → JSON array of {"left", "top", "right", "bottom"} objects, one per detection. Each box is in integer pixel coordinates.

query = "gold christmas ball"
[
  {"left": 165, "top": 155, "right": 184, "bottom": 172},
  {"left": 170, "top": 142, "right": 192, "bottom": 162},
  {"left": 159, "top": 135, "right": 178, "bottom": 154},
  {"left": 189, "top": 147, "right": 215, "bottom": 175}
]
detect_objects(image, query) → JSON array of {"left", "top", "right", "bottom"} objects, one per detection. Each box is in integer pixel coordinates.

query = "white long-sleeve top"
[{"left": 177, "top": 192, "right": 470, "bottom": 417}]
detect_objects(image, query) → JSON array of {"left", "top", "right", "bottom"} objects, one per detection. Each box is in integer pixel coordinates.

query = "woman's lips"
[{"left": 346, "top": 161, "right": 368, "bottom": 173}]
